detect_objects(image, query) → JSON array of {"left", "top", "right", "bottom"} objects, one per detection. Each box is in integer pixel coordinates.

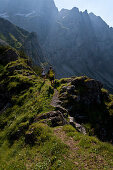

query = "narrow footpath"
[{"left": 50, "top": 89, "right": 60, "bottom": 107}]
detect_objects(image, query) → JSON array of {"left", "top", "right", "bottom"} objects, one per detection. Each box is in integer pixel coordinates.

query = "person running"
[
  {"left": 48, "top": 66, "right": 55, "bottom": 86},
  {"left": 41, "top": 67, "right": 46, "bottom": 81}
]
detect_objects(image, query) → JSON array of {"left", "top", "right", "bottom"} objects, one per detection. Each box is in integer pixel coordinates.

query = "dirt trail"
[
  {"left": 54, "top": 127, "right": 78, "bottom": 151},
  {"left": 54, "top": 127, "right": 80, "bottom": 166},
  {"left": 50, "top": 89, "right": 60, "bottom": 107}
]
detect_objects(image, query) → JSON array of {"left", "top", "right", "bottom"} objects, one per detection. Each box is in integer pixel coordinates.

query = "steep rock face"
[
  {"left": 0, "top": 0, "right": 58, "bottom": 44},
  {"left": 0, "top": 18, "right": 44, "bottom": 65},
  {"left": 43, "top": 8, "right": 113, "bottom": 91},
  {"left": 0, "top": 1, "right": 113, "bottom": 91},
  {"left": 23, "top": 32, "right": 45, "bottom": 65}
]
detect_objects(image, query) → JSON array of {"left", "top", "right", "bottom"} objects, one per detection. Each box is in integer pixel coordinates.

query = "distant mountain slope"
[
  {"left": 0, "top": 18, "right": 45, "bottom": 65},
  {"left": 0, "top": 0, "right": 58, "bottom": 44},
  {"left": 0, "top": 0, "right": 113, "bottom": 91},
  {"left": 43, "top": 8, "right": 113, "bottom": 91}
]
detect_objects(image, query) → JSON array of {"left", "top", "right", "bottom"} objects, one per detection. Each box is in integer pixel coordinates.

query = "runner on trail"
[
  {"left": 48, "top": 66, "right": 55, "bottom": 86},
  {"left": 41, "top": 67, "right": 46, "bottom": 81}
]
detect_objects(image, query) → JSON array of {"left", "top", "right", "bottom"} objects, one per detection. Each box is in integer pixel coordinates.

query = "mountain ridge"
[
  {"left": 0, "top": 1, "right": 113, "bottom": 169},
  {"left": 0, "top": 45, "right": 113, "bottom": 168},
  {"left": 1, "top": 0, "right": 113, "bottom": 91},
  {"left": 0, "top": 17, "right": 45, "bottom": 65}
]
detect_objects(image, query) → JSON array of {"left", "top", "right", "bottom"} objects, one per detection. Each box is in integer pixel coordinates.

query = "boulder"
[
  {"left": 55, "top": 105, "right": 68, "bottom": 117},
  {"left": 59, "top": 77, "right": 104, "bottom": 115},
  {"left": 69, "top": 116, "right": 87, "bottom": 135},
  {"left": 35, "top": 111, "right": 68, "bottom": 127}
]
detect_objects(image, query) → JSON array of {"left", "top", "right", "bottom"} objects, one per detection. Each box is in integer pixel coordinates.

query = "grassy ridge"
[
  {"left": 0, "top": 47, "right": 113, "bottom": 169},
  {"left": 0, "top": 54, "right": 74, "bottom": 169},
  {"left": 0, "top": 124, "right": 74, "bottom": 170},
  {"left": 63, "top": 125, "right": 113, "bottom": 169}
]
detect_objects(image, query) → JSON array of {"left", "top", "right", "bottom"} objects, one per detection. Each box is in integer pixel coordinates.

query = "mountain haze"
[
  {"left": 0, "top": 0, "right": 113, "bottom": 91},
  {"left": 43, "top": 8, "right": 113, "bottom": 91},
  {"left": 0, "top": 18, "right": 44, "bottom": 65},
  {"left": 0, "top": 0, "right": 58, "bottom": 43},
  {"left": 1, "top": 1, "right": 113, "bottom": 168}
]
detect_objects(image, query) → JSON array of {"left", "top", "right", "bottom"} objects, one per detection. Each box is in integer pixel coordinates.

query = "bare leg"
[
  {"left": 51, "top": 80, "right": 54, "bottom": 86},
  {"left": 44, "top": 76, "right": 46, "bottom": 82}
]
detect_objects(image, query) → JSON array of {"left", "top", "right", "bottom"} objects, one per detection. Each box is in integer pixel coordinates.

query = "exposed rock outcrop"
[
  {"left": 69, "top": 116, "right": 87, "bottom": 135},
  {"left": 57, "top": 76, "right": 113, "bottom": 142},
  {"left": 59, "top": 76, "right": 103, "bottom": 108},
  {"left": 35, "top": 111, "right": 68, "bottom": 127}
]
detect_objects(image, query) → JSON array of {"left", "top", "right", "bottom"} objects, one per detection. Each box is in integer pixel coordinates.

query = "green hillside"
[
  {"left": 0, "top": 46, "right": 113, "bottom": 169},
  {"left": 0, "top": 18, "right": 29, "bottom": 49},
  {"left": 0, "top": 18, "right": 44, "bottom": 65}
]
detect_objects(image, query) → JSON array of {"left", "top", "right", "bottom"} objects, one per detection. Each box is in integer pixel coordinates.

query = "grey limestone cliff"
[{"left": 0, "top": 0, "right": 113, "bottom": 91}]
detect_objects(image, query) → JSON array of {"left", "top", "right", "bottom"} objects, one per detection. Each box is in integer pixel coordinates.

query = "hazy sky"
[{"left": 54, "top": 0, "right": 113, "bottom": 27}]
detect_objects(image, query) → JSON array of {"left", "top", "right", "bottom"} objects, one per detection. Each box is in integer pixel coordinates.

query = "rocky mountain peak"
[
  {"left": 0, "top": 0, "right": 113, "bottom": 92},
  {"left": 0, "top": 0, "right": 58, "bottom": 15},
  {"left": 71, "top": 7, "right": 79, "bottom": 13}
]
